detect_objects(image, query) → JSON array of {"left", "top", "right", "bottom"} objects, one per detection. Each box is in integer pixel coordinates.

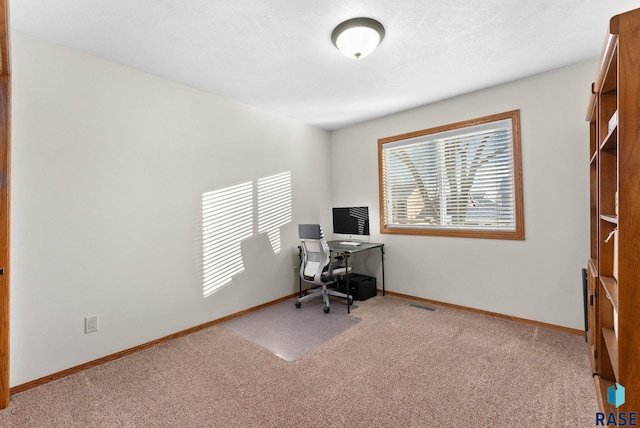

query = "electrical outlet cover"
[{"left": 84, "top": 315, "right": 98, "bottom": 333}]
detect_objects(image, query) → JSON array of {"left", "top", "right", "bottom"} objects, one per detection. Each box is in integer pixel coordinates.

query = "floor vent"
[{"left": 409, "top": 303, "right": 436, "bottom": 311}]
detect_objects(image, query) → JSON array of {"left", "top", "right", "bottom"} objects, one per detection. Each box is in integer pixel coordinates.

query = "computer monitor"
[{"left": 332, "top": 207, "right": 370, "bottom": 239}]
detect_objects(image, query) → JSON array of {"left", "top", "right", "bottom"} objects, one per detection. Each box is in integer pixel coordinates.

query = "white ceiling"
[{"left": 9, "top": 1, "right": 640, "bottom": 130}]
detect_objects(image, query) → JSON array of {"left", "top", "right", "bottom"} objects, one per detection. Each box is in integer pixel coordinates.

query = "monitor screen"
[{"left": 332, "top": 207, "right": 370, "bottom": 236}]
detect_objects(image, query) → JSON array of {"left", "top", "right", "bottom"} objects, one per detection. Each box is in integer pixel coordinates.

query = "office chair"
[{"left": 296, "top": 224, "right": 352, "bottom": 313}]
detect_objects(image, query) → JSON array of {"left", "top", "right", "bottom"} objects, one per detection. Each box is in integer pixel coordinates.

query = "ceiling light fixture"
[{"left": 331, "top": 17, "right": 385, "bottom": 59}]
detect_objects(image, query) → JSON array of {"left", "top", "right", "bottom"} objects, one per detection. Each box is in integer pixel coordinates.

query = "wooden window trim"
[{"left": 377, "top": 110, "right": 524, "bottom": 240}]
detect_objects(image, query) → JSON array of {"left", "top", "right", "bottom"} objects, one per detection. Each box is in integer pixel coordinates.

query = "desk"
[
  {"left": 327, "top": 241, "right": 385, "bottom": 313},
  {"left": 297, "top": 241, "right": 385, "bottom": 314}
]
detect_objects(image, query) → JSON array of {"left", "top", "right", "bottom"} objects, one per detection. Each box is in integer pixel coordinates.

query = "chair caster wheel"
[
  {"left": 295, "top": 302, "right": 301, "bottom": 309},
  {"left": 323, "top": 306, "right": 330, "bottom": 313}
]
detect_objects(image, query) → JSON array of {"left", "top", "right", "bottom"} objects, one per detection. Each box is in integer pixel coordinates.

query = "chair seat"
[{"left": 320, "top": 266, "right": 348, "bottom": 282}]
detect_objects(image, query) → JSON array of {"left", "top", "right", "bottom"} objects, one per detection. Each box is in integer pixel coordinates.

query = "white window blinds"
[{"left": 379, "top": 111, "right": 523, "bottom": 238}]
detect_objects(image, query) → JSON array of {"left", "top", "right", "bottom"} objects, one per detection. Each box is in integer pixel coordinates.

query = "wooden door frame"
[{"left": 0, "top": 0, "right": 10, "bottom": 410}]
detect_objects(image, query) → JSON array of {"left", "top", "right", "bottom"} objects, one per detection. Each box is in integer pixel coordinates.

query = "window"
[{"left": 378, "top": 110, "right": 523, "bottom": 239}]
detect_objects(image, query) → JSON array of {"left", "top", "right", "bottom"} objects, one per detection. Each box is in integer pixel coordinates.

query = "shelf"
[
  {"left": 586, "top": 86, "right": 597, "bottom": 122},
  {"left": 600, "top": 125, "right": 618, "bottom": 152},
  {"left": 594, "top": 30, "right": 618, "bottom": 94},
  {"left": 600, "top": 40, "right": 618, "bottom": 95},
  {"left": 588, "top": 258, "right": 598, "bottom": 277},
  {"left": 587, "top": 7, "right": 640, "bottom": 414},
  {"left": 600, "top": 276, "right": 619, "bottom": 310},
  {"left": 595, "top": 375, "right": 616, "bottom": 415},
  {"left": 602, "top": 327, "right": 619, "bottom": 380}
]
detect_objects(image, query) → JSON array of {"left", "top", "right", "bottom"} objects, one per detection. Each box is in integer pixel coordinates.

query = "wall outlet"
[{"left": 84, "top": 315, "right": 99, "bottom": 334}]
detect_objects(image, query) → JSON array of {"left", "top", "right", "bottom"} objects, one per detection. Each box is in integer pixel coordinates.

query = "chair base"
[{"left": 296, "top": 285, "right": 352, "bottom": 313}]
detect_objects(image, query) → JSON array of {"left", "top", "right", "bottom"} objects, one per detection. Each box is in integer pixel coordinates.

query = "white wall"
[
  {"left": 9, "top": 30, "right": 595, "bottom": 387},
  {"left": 10, "top": 32, "right": 332, "bottom": 386},
  {"left": 330, "top": 61, "right": 595, "bottom": 330}
]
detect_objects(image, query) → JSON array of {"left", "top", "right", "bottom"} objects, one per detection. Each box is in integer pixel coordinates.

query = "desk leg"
[
  {"left": 298, "top": 246, "right": 302, "bottom": 299},
  {"left": 380, "top": 246, "right": 385, "bottom": 296},
  {"left": 345, "top": 253, "right": 351, "bottom": 314}
]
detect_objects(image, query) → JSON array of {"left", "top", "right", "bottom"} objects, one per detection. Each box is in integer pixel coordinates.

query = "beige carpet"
[{"left": 0, "top": 295, "right": 597, "bottom": 427}]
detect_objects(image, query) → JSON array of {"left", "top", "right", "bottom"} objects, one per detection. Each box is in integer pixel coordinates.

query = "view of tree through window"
[{"left": 378, "top": 110, "right": 524, "bottom": 240}]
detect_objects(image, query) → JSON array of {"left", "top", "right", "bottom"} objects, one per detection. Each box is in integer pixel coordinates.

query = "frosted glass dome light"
[{"left": 331, "top": 18, "right": 385, "bottom": 59}]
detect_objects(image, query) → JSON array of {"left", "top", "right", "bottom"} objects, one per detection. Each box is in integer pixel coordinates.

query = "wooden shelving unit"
[{"left": 586, "top": 7, "right": 640, "bottom": 415}]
